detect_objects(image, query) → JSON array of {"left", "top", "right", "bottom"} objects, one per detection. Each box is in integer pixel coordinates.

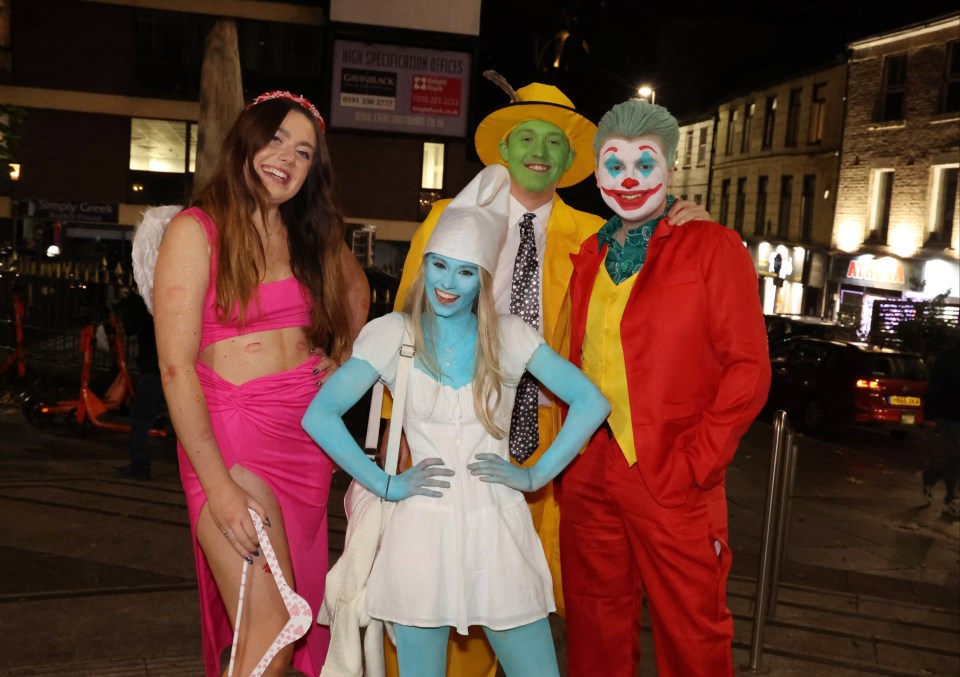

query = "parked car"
[
  {"left": 764, "top": 314, "right": 858, "bottom": 345},
  {"left": 765, "top": 337, "right": 928, "bottom": 438}
]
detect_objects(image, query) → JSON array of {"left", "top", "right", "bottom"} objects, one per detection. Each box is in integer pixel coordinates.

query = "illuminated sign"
[{"left": 845, "top": 258, "right": 905, "bottom": 284}]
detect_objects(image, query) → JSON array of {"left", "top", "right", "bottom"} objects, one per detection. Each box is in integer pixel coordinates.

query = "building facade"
[
  {"left": 710, "top": 62, "right": 848, "bottom": 318},
  {"left": 672, "top": 112, "right": 713, "bottom": 208},
  {"left": 833, "top": 12, "right": 960, "bottom": 335},
  {"left": 0, "top": 0, "right": 481, "bottom": 277}
]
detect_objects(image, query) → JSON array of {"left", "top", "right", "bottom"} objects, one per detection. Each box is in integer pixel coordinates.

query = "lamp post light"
[{"left": 637, "top": 85, "right": 655, "bottom": 105}]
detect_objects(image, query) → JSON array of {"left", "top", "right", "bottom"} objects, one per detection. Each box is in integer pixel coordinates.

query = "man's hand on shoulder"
[{"left": 666, "top": 199, "right": 710, "bottom": 226}]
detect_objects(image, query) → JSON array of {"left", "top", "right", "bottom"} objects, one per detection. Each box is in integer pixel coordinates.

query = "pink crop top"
[{"left": 180, "top": 207, "right": 314, "bottom": 351}]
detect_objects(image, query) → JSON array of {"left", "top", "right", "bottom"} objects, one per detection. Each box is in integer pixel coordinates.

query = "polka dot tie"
[{"left": 508, "top": 212, "right": 541, "bottom": 463}]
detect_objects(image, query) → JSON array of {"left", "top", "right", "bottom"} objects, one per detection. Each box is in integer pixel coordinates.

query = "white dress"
[{"left": 351, "top": 311, "right": 553, "bottom": 634}]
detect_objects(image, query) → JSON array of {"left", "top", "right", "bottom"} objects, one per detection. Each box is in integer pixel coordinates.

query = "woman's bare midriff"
[{"left": 199, "top": 325, "right": 315, "bottom": 385}]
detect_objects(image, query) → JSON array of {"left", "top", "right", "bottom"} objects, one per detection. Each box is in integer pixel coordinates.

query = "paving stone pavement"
[{"left": 0, "top": 402, "right": 957, "bottom": 676}]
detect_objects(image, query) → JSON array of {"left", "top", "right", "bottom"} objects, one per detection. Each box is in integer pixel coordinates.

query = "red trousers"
[{"left": 558, "top": 428, "right": 734, "bottom": 677}]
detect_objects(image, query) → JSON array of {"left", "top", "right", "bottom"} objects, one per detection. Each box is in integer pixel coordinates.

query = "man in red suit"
[{"left": 559, "top": 98, "right": 771, "bottom": 676}]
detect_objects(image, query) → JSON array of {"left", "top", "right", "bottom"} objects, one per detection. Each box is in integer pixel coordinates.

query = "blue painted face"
[{"left": 424, "top": 253, "right": 481, "bottom": 318}]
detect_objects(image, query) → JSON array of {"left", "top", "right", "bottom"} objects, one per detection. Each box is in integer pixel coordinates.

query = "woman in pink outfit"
[{"left": 153, "top": 91, "right": 368, "bottom": 676}]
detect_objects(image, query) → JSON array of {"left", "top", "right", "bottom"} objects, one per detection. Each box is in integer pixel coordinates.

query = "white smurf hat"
[{"left": 425, "top": 164, "right": 510, "bottom": 274}]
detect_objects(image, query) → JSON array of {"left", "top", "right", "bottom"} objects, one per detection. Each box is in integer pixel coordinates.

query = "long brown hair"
[{"left": 191, "top": 97, "right": 351, "bottom": 358}]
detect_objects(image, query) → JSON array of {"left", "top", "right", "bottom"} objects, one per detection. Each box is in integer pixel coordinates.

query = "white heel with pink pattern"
[{"left": 227, "top": 508, "right": 313, "bottom": 677}]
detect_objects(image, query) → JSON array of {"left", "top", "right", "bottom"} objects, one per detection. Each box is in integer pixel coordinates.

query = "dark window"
[
  {"left": 880, "top": 54, "right": 907, "bottom": 121},
  {"left": 778, "top": 176, "right": 793, "bottom": 238},
  {"left": 943, "top": 40, "right": 960, "bottom": 113},
  {"left": 719, "top": 178, "right": 731, "bottom": 225},
  {"left": 734, "top": 178, "right": 747, "bottom": 232},
  {"left": 869, "top": 170, "right": 894, "bottom": 241},
  {"left": 725, "top": 109, "right": 738, "bottom": 155},
  {"left": 741, "top": 102, "right": 755, "bottom": 153},
  {"left": 785, "top": 88, "right": 802, "bottom": 147},
  {"left": 808, "top": 83, "right": 826, "bottom": 144},
  {"left": 800, "top": 174, "right": 816, "bottom": 243},
  {"left": 762, "top": 96, "right": 777, "bottom": 149},
  {"left": 694, "top": 193, "right": 702, "bottom": 205},
  {"left": 755, "top": 175, "right": 769, "bottom": 235},
  {"left": 929, "top": 166, "right": 958, "bottom": 245},
  {"left": 133, "top": 10, "right": 209, "bottom": 99},
  {"left": 683, "top": 130, "right": 694, "bottom": 168},
  {"left": 697, "top": 127, "right": 708, "bottom": 165}
]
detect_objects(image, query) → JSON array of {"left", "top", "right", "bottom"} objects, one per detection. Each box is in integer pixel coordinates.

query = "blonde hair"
[{"left": 403, "top": 265, "right": 507, "bottom": 439}]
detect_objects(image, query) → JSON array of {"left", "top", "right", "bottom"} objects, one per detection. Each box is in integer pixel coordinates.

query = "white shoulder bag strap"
[{"left": 364, "top": 318, "right": 415, "bottom": 477}]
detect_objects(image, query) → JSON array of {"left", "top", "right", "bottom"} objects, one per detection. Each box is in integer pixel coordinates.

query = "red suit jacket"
[{"left": 567, "top": 218, "right": 771, "bottom": 507}]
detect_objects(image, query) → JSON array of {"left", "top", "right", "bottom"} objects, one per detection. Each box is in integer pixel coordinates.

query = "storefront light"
[
  {"left": 835, "top": 220, "right": 862, "bottom": 253},
  {"left": 923, "top": 259, "right": 960, "bottom": 298},
  {"left": 888, "top": 224, "right": 918, "bottom": 258}
]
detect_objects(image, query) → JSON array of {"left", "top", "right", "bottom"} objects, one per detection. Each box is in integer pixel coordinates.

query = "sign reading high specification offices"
[{"left": 330, "top": 40, "right": 471, "bottom": 138}]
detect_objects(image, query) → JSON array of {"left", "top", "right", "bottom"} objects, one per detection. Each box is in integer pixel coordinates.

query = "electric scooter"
[{"left": 23, "top": 313, "right": 169, "bottom": 438}]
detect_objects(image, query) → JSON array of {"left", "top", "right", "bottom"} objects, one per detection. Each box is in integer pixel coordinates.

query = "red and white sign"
[
  {"left": 411, "top": 76, "right": 462, "bottom": 116},
  {"left": 845, "top": 259, "right": 905, "bottom": 285}
]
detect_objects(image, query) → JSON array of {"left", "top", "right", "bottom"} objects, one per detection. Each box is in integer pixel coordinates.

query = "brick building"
[
  {"left": 832, "top": 12, "right": 959, "bottom": 333},
  {"left": 673, "top": 111, "right": 713, "bottom": 209},
  {"left": 710, "top": 62, "right": 848, "bottom": 317}
]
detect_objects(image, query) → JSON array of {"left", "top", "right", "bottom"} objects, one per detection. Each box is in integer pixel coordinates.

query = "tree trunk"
[{"left": 193, "top": 19, "right": 243, "bottom": 195}]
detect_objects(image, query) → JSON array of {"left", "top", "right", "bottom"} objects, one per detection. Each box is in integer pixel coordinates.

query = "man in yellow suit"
[{"left": 386, "top": 80, "right": 706, "bottom": 676}]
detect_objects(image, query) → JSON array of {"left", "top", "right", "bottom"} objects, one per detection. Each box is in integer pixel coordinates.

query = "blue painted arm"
[
  {"left": 301, "top": 357, "right": 453, "bottom": 500},
  {"left": 468, "top": 344, "right": 610, "bottom": 491}
]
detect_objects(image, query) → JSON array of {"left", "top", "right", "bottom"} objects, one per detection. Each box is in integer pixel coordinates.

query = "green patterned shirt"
[{"left": 597, "top": 196, "right": 677, "bottom": 285}]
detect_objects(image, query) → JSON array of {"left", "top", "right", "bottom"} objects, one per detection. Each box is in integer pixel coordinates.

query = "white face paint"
[{"left": 595, "top": 135, "right": 669, "bottom": 224}]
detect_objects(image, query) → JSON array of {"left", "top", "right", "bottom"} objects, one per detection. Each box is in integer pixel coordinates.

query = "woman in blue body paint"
[{"left": 301, "top": 164, "right": 609, "bottom": 677}]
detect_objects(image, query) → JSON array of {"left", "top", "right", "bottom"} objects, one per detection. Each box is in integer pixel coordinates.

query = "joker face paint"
[
  {"left": 424, "top": 253, "right": 481, "bottom": 319},
  {"left": 595, "top": 135, "right": 670, "bottom": 224}
]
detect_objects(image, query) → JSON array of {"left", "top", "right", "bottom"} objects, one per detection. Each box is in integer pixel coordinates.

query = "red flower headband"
[{"left": 247, "top": 90, "right": 326, "bottom": 133}]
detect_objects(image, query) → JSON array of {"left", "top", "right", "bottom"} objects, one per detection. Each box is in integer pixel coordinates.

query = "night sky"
[{"left": 475, "top": 0, "right": 960, "bottom": 123}]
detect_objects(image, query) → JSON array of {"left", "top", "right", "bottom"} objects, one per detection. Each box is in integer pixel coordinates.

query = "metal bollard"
[
  {"left": 768, "top": 430, "right": 799, "bottom": 618},
  {"left": 745, "top": 410, "right": 797, "bottom": 673}
]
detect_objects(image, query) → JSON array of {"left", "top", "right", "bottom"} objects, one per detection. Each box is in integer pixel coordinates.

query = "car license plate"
[
  {"left": 901, "top": 413, "right": 916, "bottom": 425},
  {"left": 889, "top": 396, "right": 921, "bottom": 406}
]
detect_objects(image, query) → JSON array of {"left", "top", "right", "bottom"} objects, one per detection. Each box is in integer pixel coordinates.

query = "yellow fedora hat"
[{"left": 474, "top": 82, "right": 597, "bottom": 189}]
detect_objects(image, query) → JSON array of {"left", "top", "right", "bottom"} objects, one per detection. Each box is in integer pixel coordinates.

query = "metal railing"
[{"left": 746, "top": 409, "right": 800, "bottom": 673}]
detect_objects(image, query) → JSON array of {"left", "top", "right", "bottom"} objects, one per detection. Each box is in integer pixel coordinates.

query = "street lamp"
[{"left": 637, "top": 85, "right": 655, "bottom": 105}]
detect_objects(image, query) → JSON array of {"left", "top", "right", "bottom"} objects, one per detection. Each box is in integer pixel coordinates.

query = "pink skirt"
[{"left": 179, "top": 356, "right": 333, "bottom": 676}]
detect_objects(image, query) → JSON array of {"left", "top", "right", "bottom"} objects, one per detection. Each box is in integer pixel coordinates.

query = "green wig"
[{"left": 594, "top": 99, "right": 680, "bottom": 166}]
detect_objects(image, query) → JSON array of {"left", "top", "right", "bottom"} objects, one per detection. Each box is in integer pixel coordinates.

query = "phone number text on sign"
[{"left": 411, "top": 76, "right": 462, "bottom": 116}]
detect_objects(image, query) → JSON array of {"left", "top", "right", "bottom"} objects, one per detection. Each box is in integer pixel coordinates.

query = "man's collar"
[{"left": 509, "top": 194, "right": 554, "bottom": 226}]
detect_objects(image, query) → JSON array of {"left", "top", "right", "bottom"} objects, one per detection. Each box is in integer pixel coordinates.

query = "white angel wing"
[{"left": 132, "top": 204, "right": 183, "bottom": 314}]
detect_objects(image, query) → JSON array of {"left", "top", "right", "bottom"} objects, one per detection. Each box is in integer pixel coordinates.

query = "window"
[
  {"left": 778, "top": 175, "right": 793, "bottom": 238},
  {"left": 800, "top": 175, "right": 816, "bottom": 242},
  {"left": 755, "top": 175, "right": 769, "bottom": 235},
  {"left": 419, "top": 142, "right": 445, "bottom": 219},
  {"left": 734, "top": 178, "right": 747, "bottom": 232},
  {"left": 724, "top": 109, "right": 738, "bottom": 155},
  {"left": 943, "top": 40, "right": 960, "bottom": 113},
  {"left": 421, "top": 142, "right": 444, "bottom": 189},
  {"left": 683, "top": 130, "right": 694, "bottom": 168},
  {"left": 762, "top": 96, "right": 777, "bottom": 149},
  {"left": 929, "top": 165, "right": 958, "bottom": 245},
  {"left": 719, "top": 179, "right": 731, "bottom": 225},
  {"left": 868, "top": 169, "right": 894, "bottom": 241},
  {"left": 693, "top": 193, "right": 703, "bottom": 205},
  {"left": 808, "top": 83, "right": 826, "bottom": 144},
  {"left": 129, "top": 118, "right": 196, "bottom": 173},
  {"left": 785, "top": 88, "right": 802, "bottom": 147},
  {"left": 696, "top": 127, "right": 708, "bottom": 165},
  {"left": 741, "top": 102, "right": 755, "bottom": 153},
  {"left": 880, "top": 54, "right": 907, "bottom": 121}
]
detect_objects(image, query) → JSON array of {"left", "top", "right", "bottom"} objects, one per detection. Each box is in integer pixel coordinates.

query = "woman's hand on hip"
[{"left": 468, "top": 453, "right": 533, "bottom": 492}]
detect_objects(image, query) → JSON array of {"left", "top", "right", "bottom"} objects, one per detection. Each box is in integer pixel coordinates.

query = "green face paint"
[{"left": 498, "top": 120, "right": 575, "bottom": 194}]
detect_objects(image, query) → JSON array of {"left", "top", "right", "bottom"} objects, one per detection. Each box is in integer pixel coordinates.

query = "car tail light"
[{"left": 855, "top": 378, "right": 880, "bottom": 389}]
